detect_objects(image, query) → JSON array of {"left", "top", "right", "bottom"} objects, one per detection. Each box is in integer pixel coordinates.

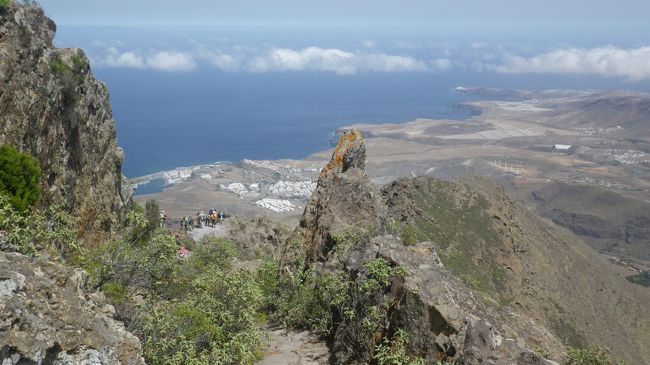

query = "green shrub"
[
  {"left": 102, "top": 281, "right": 128, "bottom": 305},
  {"left": 401, "top": 224, "right": 418, "bottom": 246},
  {"left": 566, "top": 345, "right": 624, "bottom": 365},
  {"left": 374, "top": 329, "right": 425, "bottom": 365},
  {"left": 71, "top": 53, "right": 87, "bottom": 70},
  {"left": 0, "top": 0, "right": 10, "bottom": 10},
  {"left": 141, "top": 266, "right": 263, "bottom": 364},
  {"left": 257, "top": 259, "right": 351, "bottom": 336},
  {"left": 80, "top": 233, "right": 264, "bottom": 364},
  {"left": 361, "top": 257, "right": 406, "bottom": 294},
  {"left": 144, "top": 199, "right": 160, "bottom": 231},
  {"left": 0, "top": 145, "right": 41, "bottom": 212},
  {"left": 50, "top": 58, "right": 71, "bottom": 75}
]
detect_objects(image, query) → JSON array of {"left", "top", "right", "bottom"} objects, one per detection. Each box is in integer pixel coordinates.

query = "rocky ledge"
[{"left": 0, "top": 252, "right": 144, "bottom": 365}]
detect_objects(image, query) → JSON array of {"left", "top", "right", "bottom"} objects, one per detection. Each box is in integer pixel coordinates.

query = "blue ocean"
[{"left": 54, "top": 26, "right": 650, "bottom": 178}]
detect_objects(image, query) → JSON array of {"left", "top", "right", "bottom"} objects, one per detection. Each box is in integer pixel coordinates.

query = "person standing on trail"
[
  {"left": 210, "top": 210, "right": 217, "bottom": 228},
  {"left": 187, "top": 216, "right": 194, "bottom": 231},
  {"left": 160, "top": 210, "right": 167, "bottom": 228},
  {"left": 196, "top": 212, "right": 202, "bottom": 228},
  {"left": 218, "top": 210, "right": 225, "bottom": 224}
]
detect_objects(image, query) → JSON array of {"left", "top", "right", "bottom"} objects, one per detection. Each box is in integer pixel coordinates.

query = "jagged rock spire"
[{"left": 298, "top": 129, "right": 386, "bottom": 260}]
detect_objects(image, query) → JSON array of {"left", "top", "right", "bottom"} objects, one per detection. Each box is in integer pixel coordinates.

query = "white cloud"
[
  {"left": 247, "top": 47, "right": 431, "bottom": 75},
  {"left": 490, "top": 46, "right": 650, "bottom": 81},
  {"left": 146, "top": 51, "right": 196, "bottom": 72},
  {"left": 209, "top": 54, "right": 241, "bottom": 72},
  {"left": 104, "top": 48, "right": 146, "bottom": 68},
  {"left": 100, "top": 49, "right": 196, "bottom": 72}
]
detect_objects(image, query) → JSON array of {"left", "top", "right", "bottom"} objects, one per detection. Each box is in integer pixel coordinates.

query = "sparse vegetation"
[
  {"left": 79, "top": 232, "right": 264, "bottom": 364},
  {"left": 0, "top": 0, "right": 10, "bottom": 10},
  {"left": 374, "top": 329, "right": 425, "bottom": 365},
  {"left": 566, "top": 345, "right": 625, "bottom": 365},
  {"left": 257, "top": 259, "right": 350, "bottom": 336},
  {"left": 50, "top": 58, "right": 71, "bottom": 75},
  {"left": 50, "top": 53, "right": 88, "bottom": 108},
  {"left": 0, "top": 195, "right": 79, "bottom": 257},
  {"left": 401, "top": 223, "right": 418, "bottom": 245}
]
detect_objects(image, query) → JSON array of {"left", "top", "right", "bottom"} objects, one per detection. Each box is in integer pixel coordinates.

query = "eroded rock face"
[
  {"left": 0, "top": 4, "right": 131, "bottom": 234},
  {"left": 299, "top": 129, "right": 387, "bottom": 260},
  {"left": 0, "top": 252, "right": 144, "bottom": 365}
]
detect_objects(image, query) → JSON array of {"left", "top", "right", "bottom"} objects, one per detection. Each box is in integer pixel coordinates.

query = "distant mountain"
[{"left": 549, "top": 92, "right": 650, "bottom": 134}]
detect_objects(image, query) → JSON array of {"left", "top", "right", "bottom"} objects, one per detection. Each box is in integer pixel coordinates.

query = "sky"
[
  {"left": 38, "top": 0, "right": 650, "bottom": 27},
  {"left": 42, "top": 0, "right": 650, "bottom": 82}
]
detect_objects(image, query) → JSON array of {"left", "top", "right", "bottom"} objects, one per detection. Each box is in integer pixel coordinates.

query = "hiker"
[
  {"left": 181, "top": 216, "right": 187, "bottom": 231},
  {"left": 160, "top": 210, "right": 167, "bottom": 228},
  {"left": 187, "top": 216, "right": 193, "bottom": 231},
  {"left": 196, "top": 212, "right": 202, "bottom": 228},
  {"left": 210, "top": 210, "right": 217, "bottom": 228},
  {"left": 218, "top": 210, "right": 225, "bottom": 224},
  {"left": 178, "top": 245, "right": 189, "bottom": 258}
]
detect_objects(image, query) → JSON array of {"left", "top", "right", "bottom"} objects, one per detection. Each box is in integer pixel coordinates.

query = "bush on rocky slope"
[
  {"left": 0, "top": 194, "right": 79, "bottom": 256},
  {"left": 80, "top": 227, "right": 263, "bottom": 364},
  {"left": 0, "top": 145, "right": 41, "bottom": 212}
]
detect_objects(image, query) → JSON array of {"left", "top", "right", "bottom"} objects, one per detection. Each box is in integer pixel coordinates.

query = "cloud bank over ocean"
[
  {"left": 485, "top": 46, "right": 650, "bottom": 81},
  {"left": 82, "top": 34, "right": 650, "bottom": 81},
  {"left": 95, "top": 46, "right": 449, "bottom": 74}
]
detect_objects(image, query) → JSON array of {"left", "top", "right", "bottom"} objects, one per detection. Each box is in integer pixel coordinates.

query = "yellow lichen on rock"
[{"left": 323, "top": 129, "right": 365, "bottom": 174}]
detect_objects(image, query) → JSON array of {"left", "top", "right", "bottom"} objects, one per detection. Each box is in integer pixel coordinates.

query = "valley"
[{"left": 137, "top": 88, "right": 650, "bottom": 276}]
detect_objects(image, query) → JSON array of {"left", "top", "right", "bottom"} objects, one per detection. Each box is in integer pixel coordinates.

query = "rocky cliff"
[
  {"left": 297, "top": 129, "right": 650, "bottom": 364},
  {"left": 0, "top": 252, "right": 145, "bottom": 364},
  {"left": 0, "top": 3, "right": 131, "bottom": 234}
]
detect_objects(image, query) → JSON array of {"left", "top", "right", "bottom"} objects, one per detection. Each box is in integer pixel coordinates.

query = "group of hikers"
[{"left": 159, "top": 209, "right": 225, "bottom": 231}]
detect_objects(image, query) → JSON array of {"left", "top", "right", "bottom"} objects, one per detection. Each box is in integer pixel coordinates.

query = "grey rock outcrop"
[
  {"left": 299, "top": 129, "right": 387, "bottom": 260},
  {"left": 0, "top": 251, "right": 145, "bottom": 365},
  {"left": 0, "top": 3, "right": 131, "bottom": 234},
  {"left": 298, "top": 130, "right": 561, "bottom": 364},
  {"left": 297, "top": 130, "right": 650, "bottom": 364}
]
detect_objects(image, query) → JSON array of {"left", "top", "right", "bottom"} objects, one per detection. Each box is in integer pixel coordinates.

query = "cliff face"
[
  {"left": 0, "top": 4, "right": 131, "bottom": 234},
  {"left": 298, "top": 129, "right": 650, "bottom": 364}
]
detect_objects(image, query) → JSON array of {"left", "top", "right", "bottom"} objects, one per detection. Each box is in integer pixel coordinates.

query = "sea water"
[{"left": 54, "top": 25, "right": 650, "bottom": 179}]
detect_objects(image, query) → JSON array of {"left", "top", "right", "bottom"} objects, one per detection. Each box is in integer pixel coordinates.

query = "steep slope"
[
  {"left": 529, "top": 182, "right": 650, "bottom": 262},
  {"left": 0, "top": 3, "right": 131, "bottom": 234},
  {"left": 384, "top": 176, "right": 650, "bottom": 364},
  {"left": 298, "top": 129, "right": 650, "bottom": 364}
]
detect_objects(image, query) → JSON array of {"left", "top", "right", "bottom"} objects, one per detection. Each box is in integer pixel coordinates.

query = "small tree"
[
  {"left": 145, "top": 199, "right": 160, "bottom": 231},
  {"left": 0, "top": 145, "right": 41, "bottom": 211}
]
